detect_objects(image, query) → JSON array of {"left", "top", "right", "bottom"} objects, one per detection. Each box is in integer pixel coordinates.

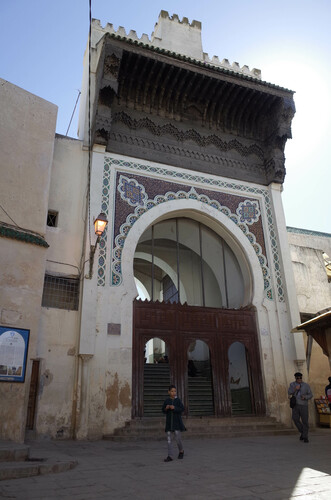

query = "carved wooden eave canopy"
[
  {"left": 92, "top": 33, "right": 296, "bottom": 185},
  {"left": 292, "top": 310, "right": 331, "bottom": 358}
]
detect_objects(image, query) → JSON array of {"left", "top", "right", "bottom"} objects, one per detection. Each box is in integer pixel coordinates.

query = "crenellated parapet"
[
  {"left": 80, "top": 10, "right": 295, "bottom": 186},
  {"left": 155, "top": 9, "right": 202, "bottom": 29},
  {"left": 91, "top": 11, "right": 261, "bottom": 80},
  {"left": 202, "top": 55, "right": 261, "bottom": 80},
  {"left": 91, "top": 19, "right": 151, "bottom": 47}
]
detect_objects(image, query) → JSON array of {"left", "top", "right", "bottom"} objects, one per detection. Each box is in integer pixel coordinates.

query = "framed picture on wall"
[{"left": 0, "top": 326, "right": 30, "bottom": 383}]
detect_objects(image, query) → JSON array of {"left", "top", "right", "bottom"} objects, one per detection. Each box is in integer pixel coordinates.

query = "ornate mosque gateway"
[{"left": 76, "top": 10, "right": 300, "bottom": 435}]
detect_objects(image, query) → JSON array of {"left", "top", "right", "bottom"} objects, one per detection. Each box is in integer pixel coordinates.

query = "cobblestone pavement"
[{"left": 0, "top": 430, "right": 330, "bottom": 499}]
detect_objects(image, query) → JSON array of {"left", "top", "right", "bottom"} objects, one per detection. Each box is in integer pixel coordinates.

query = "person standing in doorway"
[
  {"left": 162, "top": 385, "right": 186, "bottom": 462},
  {"left": 325, "top": 376, "right": 331, "bottom": 410},
  {"left": 288, "top": 372, "right": 313, "bottom": 443}
]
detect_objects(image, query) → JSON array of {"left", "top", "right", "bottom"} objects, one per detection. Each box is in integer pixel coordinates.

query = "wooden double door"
[{"left": 132, "top": 300, "right": 266, "bottom": 418}]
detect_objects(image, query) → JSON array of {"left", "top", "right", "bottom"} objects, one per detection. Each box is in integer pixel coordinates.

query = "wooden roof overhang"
[
  {"left": 93, "top": 34, "right": 296, "bottom": 183},
  {"left": 292, "top": 311, "right": 331, "bottom": 358}
]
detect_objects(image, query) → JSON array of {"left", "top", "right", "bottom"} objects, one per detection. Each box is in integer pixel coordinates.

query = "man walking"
[{"left": 288, "top": 372, "right": 313, "bottom": 443}]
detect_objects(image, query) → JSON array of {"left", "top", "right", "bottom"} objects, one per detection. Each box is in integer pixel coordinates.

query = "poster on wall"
[{"left": 0, "top": 326, "right": 30, "bottom": 382}]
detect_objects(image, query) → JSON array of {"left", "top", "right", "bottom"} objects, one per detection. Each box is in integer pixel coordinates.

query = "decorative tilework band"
[{"left": 97, "top": 161, "right": 111, "bottom": 286}]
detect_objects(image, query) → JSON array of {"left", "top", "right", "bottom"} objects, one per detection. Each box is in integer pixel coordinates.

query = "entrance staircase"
[
  {"left": 103, "top": 416, "right": 296, "bottom": 442},
  {"left": 188, "top": 375, "right": 214, "bottom": 416},
  {"left": 144, "top": 364, "right": 215, "bottom": 417},
  {"left": 143, "top": 363, "right": 170, "bottom": 416},
  {"left": 105, "top": 363, "right": 296, "bottom": 442}
]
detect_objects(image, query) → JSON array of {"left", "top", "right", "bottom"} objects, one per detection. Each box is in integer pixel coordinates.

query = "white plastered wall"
[
  {"left": 34, "top": 136, "right": 88, "bottom": 439},
  {"left": 287, "top": 229, "right": 331, "bottom": 396},
  {"left": 0, "top": 80, "right": 57, "bottom": 442}
]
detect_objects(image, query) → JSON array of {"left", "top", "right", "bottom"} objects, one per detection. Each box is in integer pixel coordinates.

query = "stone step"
[
  {"left": 188, "top": 376, "right": 211, "bottom": 382},
  {"left": 144, "top": 381, "right": 170, "bottom": 387},
  {"left": 104, "top": 417, "right": 296, "bottom": 442},
  {"left": 189, "top": 403, "right": 214, "bottom": 407},
  {"left": 188, "top": 381, "right": 213, "bottom": 386},
  {"left": 0, "top": 441, "right": 77, "bottom": 481},
  {"left": 188, "top": 392, "right": 213, "bottom": 399},
  {"left": 0, "top": 459, "right": 77, "bottom": 481},
  {"left": 144, "top": 377, "right": 170, "bottom": 381},
  {"left": 144, "top": 388, "right": 170, "bottom": 394},
  {"left": 188, "top": 388, "right": 213, "bottom": 394},
  {"left": 144, "top": 366, "right": 167, "bottom": 369},
  {"left": 104, "top": 427, "right": 296, "bottom": 442},
  {"left": 109, "top": 421, "right": 287, "bottom": 433},
  {"left": 189, "top": 411, "right": 214, "bottom": 417},
  {"left": 188, "top": 380, "right": 213, "bottom": 386},
  {"left": 187, "top": 404, "right": 214, "bottom": 411},
  {"left": 0, "top": 443, "right": 29, "bottom": 463},
  {"left": 143, "top": 400, "right": 215, "bottom": 408},
  {"left": 117, "top": 416, "right": 281, "bottom": 428},
  {"left": 144, "top": 369, "right": 170, "bottom": 374},
  {"left": 144, "top": 366, "right": 170, "bottom": 373}
]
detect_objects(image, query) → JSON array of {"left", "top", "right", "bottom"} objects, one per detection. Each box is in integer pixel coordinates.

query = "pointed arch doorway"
[{"left": 132, "top": 217, "right": 265, "bottom": 418}]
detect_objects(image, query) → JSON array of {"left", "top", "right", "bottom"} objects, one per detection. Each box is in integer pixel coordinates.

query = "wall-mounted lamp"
[
  {"left": 88, "top": 212, "right": 108, "bottom": 279},
  {"left": 94, "top": 212, "right": 108, "bottom": 237}
]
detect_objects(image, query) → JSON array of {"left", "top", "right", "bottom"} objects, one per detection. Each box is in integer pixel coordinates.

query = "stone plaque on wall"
[{"left": 108, "top": 323, "right": 121, "bottom": 335}]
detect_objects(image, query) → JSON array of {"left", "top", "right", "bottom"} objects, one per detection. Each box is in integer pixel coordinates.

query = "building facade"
[
  {"left": 1, "top": 12, "right": 317, "bottom": 442},
  {"left": 0, "top": 79, "right": 57, "bottom": 441},
  {"left": 288, "top": 227, "right": 331, "bottom": 397}
]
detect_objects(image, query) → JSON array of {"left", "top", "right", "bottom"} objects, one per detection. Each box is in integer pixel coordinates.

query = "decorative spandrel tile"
[
  {"left": 118, "top": 175, "right": 147, "bottom": 207},
  {"left": 236, "top": 200, "right": 261, "bottom": 225},
  {"left": 114, "top": 171, "right": 267, "bottom": 256}
]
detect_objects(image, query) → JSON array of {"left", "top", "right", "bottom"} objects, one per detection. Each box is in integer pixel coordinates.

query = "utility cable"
[
  {"left": 0, "top": 203, "right": 20, "bottom": 227},
  {"left": 66, "top": 90, "right": 81, "bottom": 136}
]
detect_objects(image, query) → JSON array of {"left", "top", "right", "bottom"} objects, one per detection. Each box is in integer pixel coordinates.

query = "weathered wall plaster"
[{"left": 0, "top": 81, "right": 57, "bottom": 442}]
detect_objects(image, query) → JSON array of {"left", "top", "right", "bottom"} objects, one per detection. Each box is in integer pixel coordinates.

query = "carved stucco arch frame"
[{"left": 121, "top": 198, "right": 265, "bottom": 309}]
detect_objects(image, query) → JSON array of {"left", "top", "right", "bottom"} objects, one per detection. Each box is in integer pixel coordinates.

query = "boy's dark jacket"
[{"left": 162, "top": 397, "right": 186, "bottom": 432}]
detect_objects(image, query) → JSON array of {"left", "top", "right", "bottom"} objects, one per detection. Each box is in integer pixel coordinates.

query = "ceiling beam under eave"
[{"left": 92, "top": 36, "right": 295, "bottom": 185}]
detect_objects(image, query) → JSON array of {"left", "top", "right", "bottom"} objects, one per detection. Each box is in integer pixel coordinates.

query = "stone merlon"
[{"left": 91, "top": 11, "right": 261, "bottom": 80}]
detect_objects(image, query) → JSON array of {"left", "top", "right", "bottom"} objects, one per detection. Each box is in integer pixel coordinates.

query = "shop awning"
[{"left": 291, "top": 309, "right": 331, "bottom": 358}]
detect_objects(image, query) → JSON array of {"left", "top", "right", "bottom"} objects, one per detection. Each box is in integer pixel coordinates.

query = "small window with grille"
[
  {"left": 42, "top": 274, "right": 80, "bottom": 310},
  {"left": 47, "top": 210, "right": 58, "bottom": 227}
]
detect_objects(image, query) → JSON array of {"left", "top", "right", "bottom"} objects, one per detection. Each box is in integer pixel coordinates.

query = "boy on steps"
[{"left": 162, "top": 384, "right": 186, "bottom": 462}]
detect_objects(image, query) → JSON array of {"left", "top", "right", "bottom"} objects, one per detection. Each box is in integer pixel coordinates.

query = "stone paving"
[{"left": 0, "top": 429, "right": 330, "bottom": 499}]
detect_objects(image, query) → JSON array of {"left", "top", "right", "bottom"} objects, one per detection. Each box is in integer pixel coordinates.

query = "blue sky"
[{"left": 1, "top": 1, "right": 330, "bottom": 233}]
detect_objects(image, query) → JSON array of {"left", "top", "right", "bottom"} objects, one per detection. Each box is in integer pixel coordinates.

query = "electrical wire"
[
  {"left": 46, "top": 259, "right": 80, "bottom": 273},
  {"left": 0, "top": 203, "right": 20, "bottom": 227},
  {"left": 66, "top": 90, "right": 81, "bottom": 136}
]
